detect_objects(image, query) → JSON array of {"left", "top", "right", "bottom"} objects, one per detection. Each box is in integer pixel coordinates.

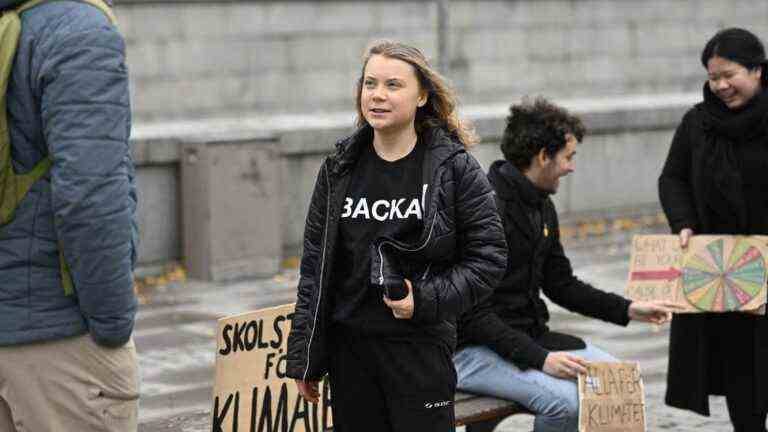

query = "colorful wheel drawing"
[{"left": 682, "top": 238, "right": 766, "bottom": 311}]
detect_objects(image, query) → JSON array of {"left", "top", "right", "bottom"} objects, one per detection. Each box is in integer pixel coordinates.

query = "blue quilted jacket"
[{"left": 0, "top": 0, "right": 138, "bottom": 347}]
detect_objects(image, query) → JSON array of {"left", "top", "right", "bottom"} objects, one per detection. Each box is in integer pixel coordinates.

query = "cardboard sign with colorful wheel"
[{"left": 626, "top": 235, "right": 768, "bottom": 313}]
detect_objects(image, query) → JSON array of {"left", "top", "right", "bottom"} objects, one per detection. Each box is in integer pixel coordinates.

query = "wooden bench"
[
  {"left": 138, "top": 392, "right": 529, "bottom": 432},
  {"left": 454, "top": 391, "right": 530, "bottom": 431}
]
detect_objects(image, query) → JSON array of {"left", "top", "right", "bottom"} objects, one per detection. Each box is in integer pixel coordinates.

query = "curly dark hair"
[{"left": 501, "top": 97, "right": 586, "bottom": 171}]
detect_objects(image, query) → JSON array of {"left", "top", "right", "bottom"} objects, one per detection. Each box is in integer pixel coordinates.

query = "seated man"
[{"left": 455, "top": 97, "right": 679, "bottom": 432}]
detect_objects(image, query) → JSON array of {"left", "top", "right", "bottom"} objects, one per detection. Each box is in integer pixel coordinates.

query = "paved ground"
[{"left": 136, "top": 214, "right": 737, "bottom": 431}]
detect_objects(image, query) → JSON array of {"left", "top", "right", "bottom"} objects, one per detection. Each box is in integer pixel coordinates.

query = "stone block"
[
  {"left": 373, "top": 1, "right": 435, "bottom": 32},
  {"left": 447, "top": 1, "right": 481, "bottom": 28},
  {"left": 258, "top": 1, "right": 379, "bottom": 35},
  {"left": 181, "top": 137, "right": 282, "bottom": 281},
  {"left": 247, "top": 38, "right": 293, "bottom": 73},
  {"left": 617, "top": 0, "right": 698, "bottom": 23},
  {"left": 179, "top": 3, "right": 237, "bottom": 39},
  {"left": 563, "top": 57, "right": 627, "bottom": 89},
  {"left": 570, "top": 1, "right": 630, "bottom": 25},
  {"left": 696, "top": 0, "right": 767, "bottom": 23},
  {"left": 526, "top": 26, "right": 568, "bottom": 62},
  {"left": 132, "top": 137, "right": 180, "bottom": 166},
  {"left": 633, "top": 25, "right": 697, "bottom": 57},
  {"left": 566, "top": 26, "right": 631, "bottom": 60},
  {"left": 283, "top": 34, "right": 367, "bottom": 71},
  {"left": 125, "top": 41, "right": 167, "bottom": 79},
  {"left": 112, "top": 4, "right": 133, "bottom": 38},
  {"left": 467, "top": 140, "right": 502, "bottom": 172},
  {"left": 244, "top": 67, "right": 357, "bottom": 114},
  {"left": 450, "top": 28, "right": 526, "bottom": 64},
  {"left": 135, "top": 165, "right": 180, "bottom": 264},
  {"left": 134, "top": 75, "right": 261, "bottom": 120},
  {"left": 620, "top": 56, "right": 700, "bottom": 88},
  {"left": 280, "top": 155, "right": 328, "bottom": 256},
  {"left": 564, "top": 130, "right": 674, "bottom": 213},
  {"left": 224, "top": 3, "right": 270, "bottom": 38},
  {"left": 464, "top": 62, "right": 539, "bottom": 97},
  {"left": 163, "top": 39, "right": 253, "bottom": 78},
  {"left": 453, "top": 0, "right": 575, "bottom": 27},
  {"left": 123, "top": 3, "right": 186, "bottom": 42}
]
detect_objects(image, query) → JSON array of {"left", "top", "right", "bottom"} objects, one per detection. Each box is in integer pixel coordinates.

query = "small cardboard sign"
[
  {"left": 578, "top": 362, "right": 646, "bottom": 432},
  {"left": 626, "top": 235, "right": 768, "bottom": 313},
  {"left": 211, "top": 304, "right": 332, "bottom": 432}
]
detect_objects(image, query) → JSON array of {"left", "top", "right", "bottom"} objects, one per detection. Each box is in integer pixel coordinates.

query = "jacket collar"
[
  {"left": 328, "top": 124, "right": 463, "bottom": 178},
  {"left": 488, "top": 160, "right": 550, "bottom": 241},
  {"left": 488, "top": 160, "right": 548, "bottom": 207}
]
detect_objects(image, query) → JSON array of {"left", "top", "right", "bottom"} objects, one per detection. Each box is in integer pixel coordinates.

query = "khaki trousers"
[{"left": 0, "top": 334, "right": 139, "bottom": 432}]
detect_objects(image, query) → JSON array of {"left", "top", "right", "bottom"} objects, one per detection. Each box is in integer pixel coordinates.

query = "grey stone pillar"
[{"left": 180, "top": 135, "right": 281, "bottom": 281}]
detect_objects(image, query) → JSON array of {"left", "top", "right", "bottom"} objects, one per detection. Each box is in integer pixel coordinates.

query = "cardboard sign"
[
  {"left": 626, "top": 235, "right": 768, "bottom": 313},
  {"left": 211, "top": 304, "right": 332, "bottom": 432},
  {"left": 578, "top": 362, "right": 646, "bottom": 432}
]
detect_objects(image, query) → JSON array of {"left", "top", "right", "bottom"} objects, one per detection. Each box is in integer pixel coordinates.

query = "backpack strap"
[{"left": 17, "top": 0, "right": 117, "bottom": 24}]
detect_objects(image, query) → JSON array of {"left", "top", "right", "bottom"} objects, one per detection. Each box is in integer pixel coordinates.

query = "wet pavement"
[{"left": 136, "top": 211, "right": 737, "bottom": 431}]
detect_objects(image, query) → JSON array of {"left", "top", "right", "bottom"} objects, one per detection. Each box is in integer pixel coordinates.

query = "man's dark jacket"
[
  {"left": 458, "top": 160, "right": 630, "bottom": 369},
  {"left": 287, "top": 126, "right": 507, "bottom": 381}
]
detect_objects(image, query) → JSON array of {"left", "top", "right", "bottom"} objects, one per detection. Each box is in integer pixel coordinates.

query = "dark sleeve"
[
  {"left": 658, "top": 111, "right": 700, "bottom": 234},
  {"left": 541, "top": 208, "right": 631, "bottom": 326},
  {"left": 41, "top": 14, "right": 137, "bottom": 347},
  {"left": 460, "top": 301, "right": 549, "bottom": 369},
  {"left": 287, "top": 161, "right": 329, "bottom": 380},
  {"left": 412, "top": 152, "right": 508, "bottom": 324}
]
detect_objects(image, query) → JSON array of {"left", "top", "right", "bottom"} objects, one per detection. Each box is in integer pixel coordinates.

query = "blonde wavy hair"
[{"left": 355, "top": 40, "right": 479, "bottom": 148}]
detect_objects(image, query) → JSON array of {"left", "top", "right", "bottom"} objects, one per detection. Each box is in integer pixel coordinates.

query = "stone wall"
[
  {"left": 131, "top": 93, "right": 697, "bottom": 274},
  {"left": 114, "top": 0, "right": 768, "bottom": 121}
]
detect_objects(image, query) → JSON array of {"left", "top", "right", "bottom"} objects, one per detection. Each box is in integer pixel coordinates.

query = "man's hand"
[
  {"left": 542, "top": 352, "right": 589, "bottom": 379},
  {"left": 679, "top": 228, "right": 694, "bottom": 248},
  {"left": 628, "top": 301, "right": 685, "bottom": 324},
  {"left": 295, "top": 379, "right": 320, "bottom": 403},
  {"left": 383, "top": 279, "right": 414, "bottom": 319}
]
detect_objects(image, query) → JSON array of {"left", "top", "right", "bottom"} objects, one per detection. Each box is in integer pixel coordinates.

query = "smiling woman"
[
  {"left": 286, "top": 40, "right": 506, "bottom": 432},
  {"left": 659, "top": 27, "right": 768, "bottom": 431}
]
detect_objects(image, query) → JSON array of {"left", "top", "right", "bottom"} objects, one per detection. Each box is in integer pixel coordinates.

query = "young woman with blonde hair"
[{"left": 286, "top": 40, "right": 507, "bottom": 431}]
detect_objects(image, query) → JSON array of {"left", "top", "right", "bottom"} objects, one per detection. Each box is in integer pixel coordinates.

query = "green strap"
[
  {"left": 0, "top": 0, "right": 117, "bottom": 296},
  {"left": 59, "top": 244, "right": 74, "bottom": 296},
  {"left": 17, "top": 0, "right": 117, "bottom": 24}
]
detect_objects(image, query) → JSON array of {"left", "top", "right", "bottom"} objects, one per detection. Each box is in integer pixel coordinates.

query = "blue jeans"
[{"left": 453, "top": 344, "right": 617, "bottom": 432}]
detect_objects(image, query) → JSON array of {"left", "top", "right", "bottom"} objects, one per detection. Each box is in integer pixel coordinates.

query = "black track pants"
[
  {"left": 328, "top": 333, "right": 456, "bottom": 432},
  {"left": 726, "top": 396, "right": 767, "bottom": 432}
]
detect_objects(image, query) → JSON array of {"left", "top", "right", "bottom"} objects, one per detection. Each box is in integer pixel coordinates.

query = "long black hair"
[{"left": 701, "top": 28, "right": 768, "bottom": 86}]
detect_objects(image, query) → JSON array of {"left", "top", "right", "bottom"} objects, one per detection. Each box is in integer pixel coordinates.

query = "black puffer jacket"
[
  {"left": 287, "top": 125, "right": 507, "bottom": 381},
  {"left": 458, "top": 161, "right": 631, "bottom": 370}
]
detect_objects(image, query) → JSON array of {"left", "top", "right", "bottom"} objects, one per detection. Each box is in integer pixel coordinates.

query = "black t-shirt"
[{"left": 331, "top": 139, "right": 428, "bottom": 336}]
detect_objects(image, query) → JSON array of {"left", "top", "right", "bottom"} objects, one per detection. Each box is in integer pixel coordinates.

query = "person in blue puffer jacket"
[{"left": 0, "top": 0, "right": 139, "bottom": 430}]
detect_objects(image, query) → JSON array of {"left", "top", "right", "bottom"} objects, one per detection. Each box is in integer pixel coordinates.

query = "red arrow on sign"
[{"left": 630, "top": 267, "right": 682, "bottom": 281}]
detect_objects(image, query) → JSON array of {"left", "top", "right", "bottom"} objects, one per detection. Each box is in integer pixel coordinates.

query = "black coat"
[
  {"left": 458, "top": 161, "right": 631, "bottom": 370},
  {"left": 659, "top": 88, "right": 768, "bottom": 415},
  {"left": 287, "top": 126, "right": 507, "bottom": 381}
]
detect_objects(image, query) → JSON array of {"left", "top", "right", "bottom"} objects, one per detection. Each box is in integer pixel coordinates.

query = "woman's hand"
[
  {"left": 542, "top": 352, "right": 589, "bottom": 379},
  {"left": 295, "top": 379, "right": 320, "bottom": 403},
  {"left": 628, "top": 301, "right": 685, "bottom": 324},
  {"left": 679, "top": 228, "right": 694, "bottom": 248},
  {"left": 383, "top": 279, "right": 414, "bottom": 319}
]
